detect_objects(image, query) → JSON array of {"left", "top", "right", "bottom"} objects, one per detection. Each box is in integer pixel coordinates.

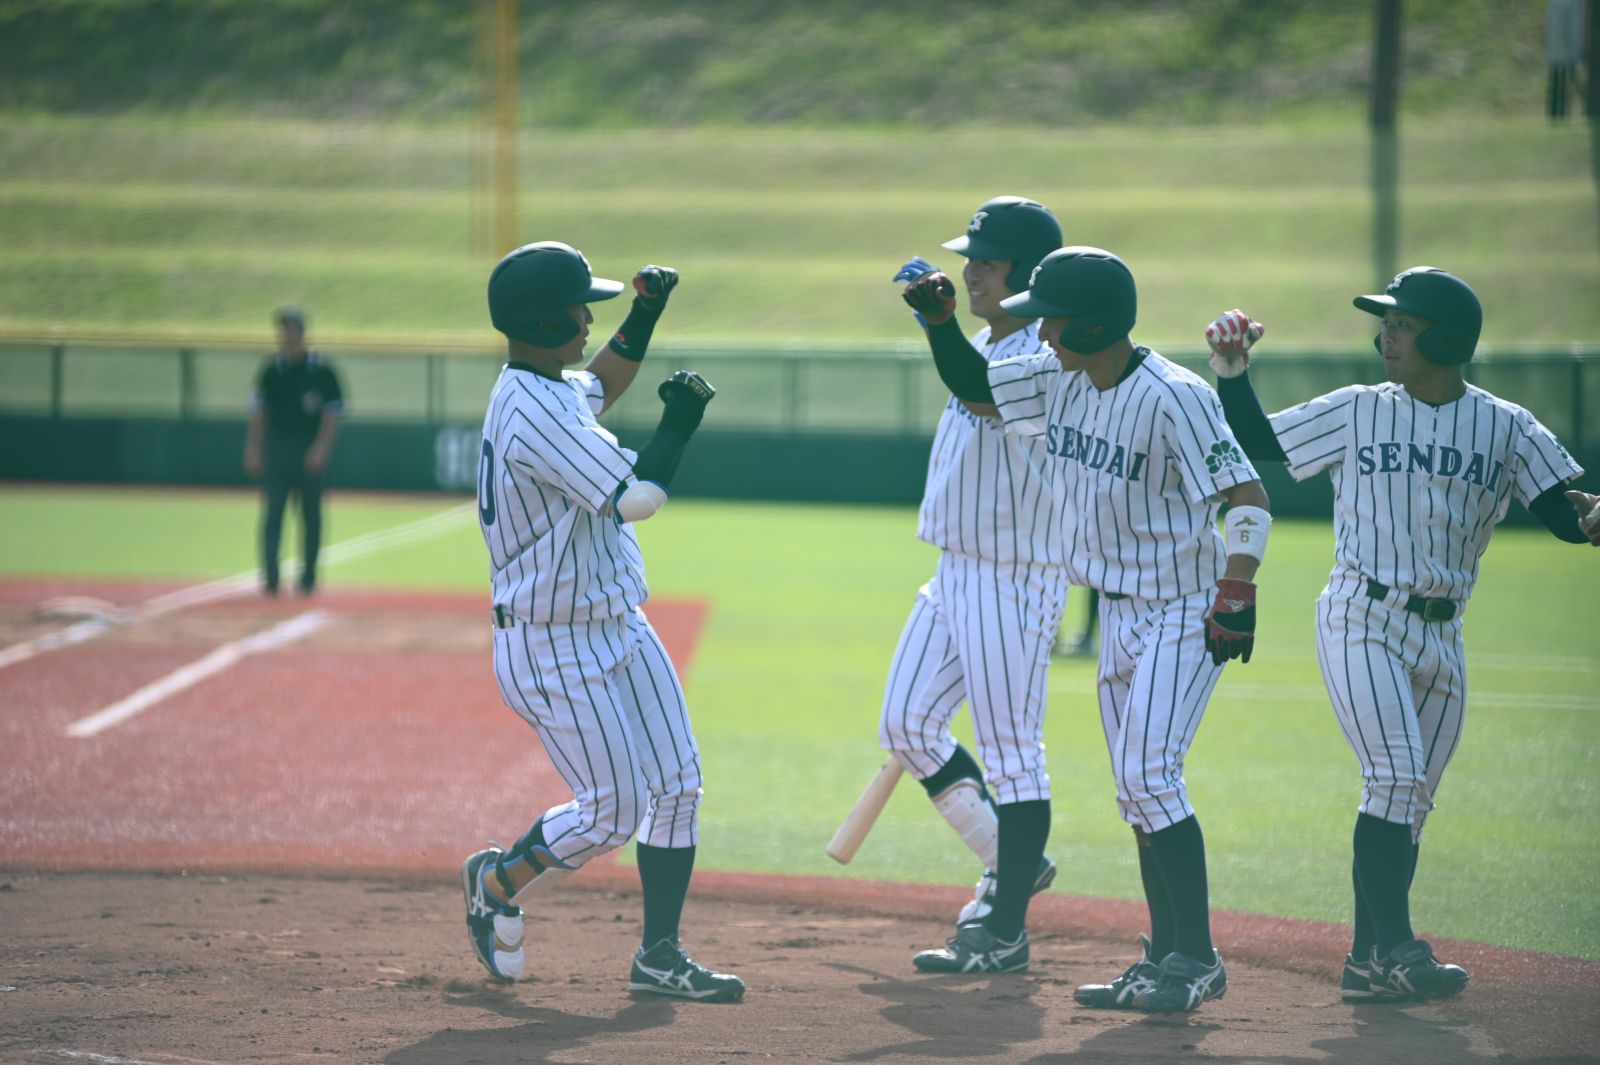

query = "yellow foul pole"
[{"left": 494, "top": 0, "right": 518, "bottom": 255}]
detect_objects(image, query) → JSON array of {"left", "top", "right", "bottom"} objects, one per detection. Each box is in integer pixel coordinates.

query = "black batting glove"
[
  {"left": 658, "top": 369, "right": 715, "bottom": 434},
  {"left": 1203, "top": 578, "right": 1257, "bottom": 665},
  {"left": 633, "top": 265, "right": 679, "bottom": 314}
]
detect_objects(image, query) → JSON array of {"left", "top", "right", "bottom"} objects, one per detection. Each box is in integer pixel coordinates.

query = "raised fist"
[
  {"left": 903, "top": 272, "right": 957, "bottom": 326},
  {"left": 657, "top": 369, "right": 714, "bottom": 435},
  {"left": 659, "top": 368, "right": 715, "bottom": 406},
  {"left": 1205, "top": 309, "right": 1264, "bottom": 379},
  {"left": 634, "top": 265, "right": 679, "bottom": 311}
]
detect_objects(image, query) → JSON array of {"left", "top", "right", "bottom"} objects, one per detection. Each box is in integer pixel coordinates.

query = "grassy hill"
[
  {"left": 1, "top": 2, "right": 1595, "bottom": 346},
  {"left": 0, "top": 0, "right": 1565, "bottom": 124}
]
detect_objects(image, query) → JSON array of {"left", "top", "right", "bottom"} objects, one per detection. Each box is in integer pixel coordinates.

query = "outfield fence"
[
  {"left": 2, "top": 335, "right": 1597, "bottom": 447},
  {"left": 2, "top": 336, "right": 1597, "bottom": 513}
]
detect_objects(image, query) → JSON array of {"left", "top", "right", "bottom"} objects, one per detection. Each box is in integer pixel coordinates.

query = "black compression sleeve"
[
  {"left": 1216, "top": 372, "right": 1287, "bottom": 462},
  {"left": 1528, "top": 483, "right": 1590, "bottom": 544},
  {"left": 632, "top": 422, "right": 690, "bottom": 488},
  {"left": 926, "top": 318, "right": 994, "bottom": 404},
  {"left": 606, "top": 298, "right": 662, "bottom": 362}
]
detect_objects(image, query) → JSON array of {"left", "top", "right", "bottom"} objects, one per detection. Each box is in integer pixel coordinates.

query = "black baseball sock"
[
  {"left": 982, "top": 799, "right": 1050, "bottom": 942},
  {"left": 1352, "top": 813, "right": 1415, "bottom": 958},
  {"left": 1146, "top": 815, "right": 1215, "bottom": 965},
  {"left": 1350, "top": 858, "right": 1376, "bottom": 961},
  {"left": 637, "top": 843, "right": 696, "bottom": 949},
  {"left": 1135, "top": 827, "right": 1176, "bottom": 962}
]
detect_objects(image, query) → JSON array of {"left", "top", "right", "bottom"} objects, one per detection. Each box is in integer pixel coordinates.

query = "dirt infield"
[
  {"left": 3, "top": 579, "right": 1598, "bottom": 1063},
  {"left": 2, "top": 870, "right": 1597, "bottom": 1065}
]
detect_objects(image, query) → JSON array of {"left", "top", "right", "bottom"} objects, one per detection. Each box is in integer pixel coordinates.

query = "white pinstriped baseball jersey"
[
  {"left": 989, "top": 347, "right": 1260, "bottom": 598},
  {"left": 917, "top": 321, "right": 1067, "bottom": 565},
  {"left": 1269, "top": 382, "right": 1583, "bottom": 600},
  {"left": 477, "top": 362, "right": 704, "bottom": 866},
  {"left": 478, "top": 366, "right": 647, "bottom": 623}
]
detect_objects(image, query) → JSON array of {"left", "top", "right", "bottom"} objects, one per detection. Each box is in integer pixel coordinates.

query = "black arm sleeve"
[
  {"left": 632, "top": 421, "right": 690, "bottom": 488},
  {"left": 926, "top": 318, "right": 994, "bottom": 404},
  {"left": 1216, "top": 371, "right": 1287, "bottom": 463},
  {"left": 1528, "top": 483, "right": 1590, "bottom": 544},
  {"left": 606, "top": 297, "right": 662, "bottom": 362}
]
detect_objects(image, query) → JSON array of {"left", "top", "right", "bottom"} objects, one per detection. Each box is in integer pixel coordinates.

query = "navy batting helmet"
[
  {"left": 487, "top": 241, "right": 624, "bottom": 349},
  {"left": 942, "top": 196, "right": 1063, "bottom": 294},
  {"left": 999, "top": 247, "right": 1137, "bottom": 355},
  {"left": 1353, "top": 267, "right": 1482, "bottom": 366}
]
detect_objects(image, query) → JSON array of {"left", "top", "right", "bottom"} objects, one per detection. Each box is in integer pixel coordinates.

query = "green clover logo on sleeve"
[{"left": 1205, "top": 440, "right": 1244, "bottom": 474}]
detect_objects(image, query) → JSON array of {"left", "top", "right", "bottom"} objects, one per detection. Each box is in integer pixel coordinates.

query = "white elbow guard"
[
  {"left": 614, "top": 479, "right": 668, "bottom": 523},
  {"left": 1224, "top": 504, "right": 1271, "bottom": 562}
]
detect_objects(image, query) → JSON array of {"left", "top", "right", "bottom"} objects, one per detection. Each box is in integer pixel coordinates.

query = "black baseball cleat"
[
  {"left": 629, "top": 938, "right": 746, "bottom": 1003},
  {"left": 1135, "top": 949, "right": 1228, "bottom": 1013},
  {"left": 1341, "top": 951, "right": 1412, "bottom": 1002},
  {"left": 1369, "top": 939, "right": 1469, "bottom": 1000},
  {"left": 461, "top": 847, "right": 525, "bottom": 982},
  {"left": 1074, "top": 934, "right": 1162, "bottom": 1009},
  {"left": 913, "top": 923, "right": 1029, "bottom": 974},
  {"left": 957, "top": 855, "right": 1058, "bottom": 927}
]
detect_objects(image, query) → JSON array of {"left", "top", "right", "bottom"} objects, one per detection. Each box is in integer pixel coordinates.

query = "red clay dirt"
[{"left": 1, "top": 579, "right": 1596, "bottom": 1064}]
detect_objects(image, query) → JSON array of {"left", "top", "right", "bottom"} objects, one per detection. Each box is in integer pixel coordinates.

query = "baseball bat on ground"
[{"left": 826, "top": 758, "right": 906, "bottom": 864}]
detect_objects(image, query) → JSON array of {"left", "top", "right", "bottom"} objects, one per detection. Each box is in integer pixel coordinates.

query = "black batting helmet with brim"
[
  {"left": 1000, "top": 246, "right": 1137, "bottom": 355},
  {"left": 488, "top": 241, "right": 624, "bottom": 349},
  {"left": 1354, "top": 266, "right": 1482, "bottom": 366},
  {"left": 942, "top": 196, "right": 1063, "bottom": 294}
]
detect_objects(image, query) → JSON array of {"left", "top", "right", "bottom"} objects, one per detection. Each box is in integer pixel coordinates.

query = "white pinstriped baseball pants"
[
  {"left": 1315, "top": 570, "right": 1467, "bottom": 841},
  {"left": 491, "top": 607, "right": 702, "bottom": 866},
  {"left": 1096, "top": 589, "right": 1224, "bottom": 833},
  {"left": 879, "top": 552, "right": 1068, "bottom": 805}
]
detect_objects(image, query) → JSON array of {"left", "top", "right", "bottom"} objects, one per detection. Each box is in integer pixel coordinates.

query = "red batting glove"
[
  {"left": 902, "top": 272, "right": 957, "bottom": 326},
  {"left": 1204, "top": 578, "right": 1257, "bottom": 665}
]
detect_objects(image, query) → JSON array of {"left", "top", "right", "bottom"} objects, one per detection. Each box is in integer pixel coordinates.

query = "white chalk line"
[
  {"left": 0, "top": 502, "right": 473, "bottom": 673},
  {"left": 65, "top": 610, "right": 330, "bottom": 739}
]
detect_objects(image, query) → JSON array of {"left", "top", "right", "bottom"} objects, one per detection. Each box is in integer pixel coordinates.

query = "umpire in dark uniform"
[{"left": 243, "top": 306, "right": 344, "bottom": 596}]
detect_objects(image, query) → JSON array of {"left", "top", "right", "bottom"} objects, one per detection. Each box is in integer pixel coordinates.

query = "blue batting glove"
[{"left": 893, "top": 256, "right": 940, "bottom": 284}]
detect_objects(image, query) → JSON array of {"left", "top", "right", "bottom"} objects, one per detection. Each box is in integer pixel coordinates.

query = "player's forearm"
[
  {"left": 1529, "top": 483, "right": 1593, "bottom": 544},
  {"left": 1216, "top": 373, "right": 1287, "bottom": 462},
  {"left": 1221, "top": 479, "right": 1270, "bottom": 580},
  {"left": 310, "top": 411, "right": 340, "bottom": 455},
  {"left": 244, "top": 411, "right": 265, "bottom": 453},
  {"left": 926, "top": 319, "right": 994, "bottom": 404},
  {"left": 585, "top": 347, "right": 644, "bottom": 414}
]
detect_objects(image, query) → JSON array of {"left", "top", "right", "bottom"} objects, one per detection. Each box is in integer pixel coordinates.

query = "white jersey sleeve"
[
  {"left": 1267, "top": 385, "right": 1364, "bottom": 481},
  {"left": 1507, "top": 406, "right": 1585, "bottom": 507},
  {"left": 989, "top": 351, "right": 1061, "bottom": 439},
  {"left": 479, "top": 366, "right": 647, "bottom": 623},
  {"left": 502, "top": 372, "right": 634, "bottom": 516},
  {"left": 1158, "top": 376, "right": 1259, "bottom": 504}
]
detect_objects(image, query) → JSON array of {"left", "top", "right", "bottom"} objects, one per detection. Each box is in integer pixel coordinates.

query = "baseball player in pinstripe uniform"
[
  {"left": 1204, "top": 268, "right": 1600, "bottom": 1002},
  {"left": 878, "top": 197, "right": 1066, "bottom": 971},
  {"left": 459, "top": 241, "right": 743, "bottom": 1002},
  {"left": 905, "top": 247, "right": 1271, "bottom": 1011}
]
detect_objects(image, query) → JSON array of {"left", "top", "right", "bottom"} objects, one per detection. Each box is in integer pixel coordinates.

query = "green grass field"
[
  {"left": 2, "top": 485, "right": 1597, "bottom": 959},
  {"left": 0, "top": 115, "right": 1596, "bottom": 348}
]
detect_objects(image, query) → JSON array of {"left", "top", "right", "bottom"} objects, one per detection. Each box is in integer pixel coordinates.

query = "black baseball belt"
[
  {"left": 1365, "top": 579, "right": 1459, "bottom": 622},
  {"left": 491, "top": 605, "right": 518, "bottom": 629}
]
